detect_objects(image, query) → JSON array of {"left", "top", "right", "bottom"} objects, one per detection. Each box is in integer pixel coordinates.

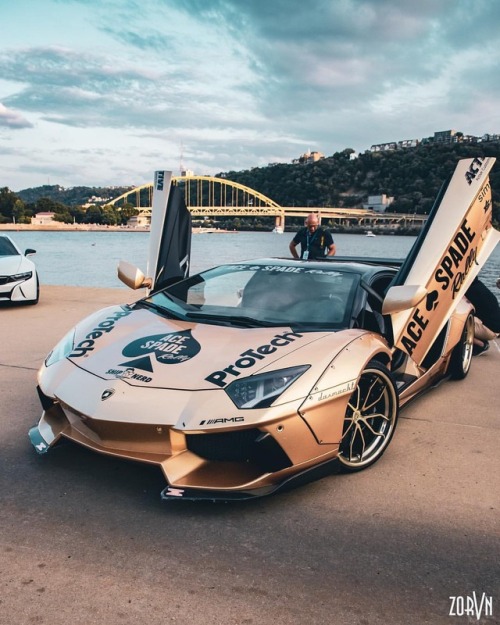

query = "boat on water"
[
  {"left": 272, "top": 226, "right": 284, "bottom": 234},
  {"left": 365, "top": 230, "right": 376, "bottom": 237}
]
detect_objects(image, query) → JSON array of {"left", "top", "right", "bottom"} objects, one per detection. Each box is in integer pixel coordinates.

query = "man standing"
[{"left": 289, "top": 213, "right": 336, "bottom": 259}]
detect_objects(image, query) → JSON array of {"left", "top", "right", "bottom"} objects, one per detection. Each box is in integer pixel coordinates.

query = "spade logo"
[
  {"left": 119, "top": 330, "right": 201, "bottom": 372},
  {"left": 425, "top": 290, "right": 439, "bottom": 311}
]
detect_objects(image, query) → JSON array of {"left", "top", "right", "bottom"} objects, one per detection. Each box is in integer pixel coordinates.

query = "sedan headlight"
[
  {"left": 45, "top": 329, "right": 76, "bottom": 367},
  {"left": 7, "top": 271, "right": 32, "bottom": 283},
  {"left": 225, "top": 365, "right": 310, "bottom": 409}
]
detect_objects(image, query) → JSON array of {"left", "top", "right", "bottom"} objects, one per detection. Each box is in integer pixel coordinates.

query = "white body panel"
[{"left": 0, "top": 234, "right": 38, "bottom": 303}]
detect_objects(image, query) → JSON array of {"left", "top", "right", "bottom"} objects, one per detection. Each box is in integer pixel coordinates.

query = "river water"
[{"left": 7, "top": 230, "right": 500, "bottom": 300}]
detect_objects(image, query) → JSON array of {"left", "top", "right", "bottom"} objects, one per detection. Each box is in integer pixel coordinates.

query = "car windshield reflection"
[
  {"left": 0, "top": 236, "right": 20, "bottom": 256},
  {"left": 147, "top": 263, "right": 360, "bottom": 329}
]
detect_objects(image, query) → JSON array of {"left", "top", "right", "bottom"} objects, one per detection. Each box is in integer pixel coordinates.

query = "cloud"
[
  {"left": 1, "top": 0, "right": 500, "bottom": 190},
  {"left": 173, "top": 0, "right": 500, "bottom": 113},
  {"left": 0, "top": 42, "right": 268, "bottom": 140},
  {"left": 0, "top": 103, "right": 33, "bottom": 129}
]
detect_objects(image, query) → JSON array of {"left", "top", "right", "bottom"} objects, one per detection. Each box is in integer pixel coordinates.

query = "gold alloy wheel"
[{"left": 338, "top": 361, "right": 398, "bottom": 471}]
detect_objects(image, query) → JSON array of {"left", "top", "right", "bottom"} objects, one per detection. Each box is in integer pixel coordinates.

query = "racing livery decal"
[
  {"left": 205, "top": 331, "right": 304, "bottom": 388},
  {"left": 155, "top": 170, "right": 165, "bottom": 191},
  {"left": 105, "top": 367, "right": 153, "bottom": 383},
  {"left": 119, "top": 330, "right": 201, "bottom": 372},
  {"left": 315, "top": 379, "right": 357, "bottom": 402},
  {"left": 388, "top": 157, "right": 499, "bottom": 365},
  {"left": 70, "top": 309, "right": 132, "bottom": 358}
]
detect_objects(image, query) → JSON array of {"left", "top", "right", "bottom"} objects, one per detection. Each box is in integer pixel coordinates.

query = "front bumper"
[
  {"left": 0, "top": 276, "right": 36, "bottom": 302},
  {"left": 29, "top": 385, "right": 340, "bottom": 500}
]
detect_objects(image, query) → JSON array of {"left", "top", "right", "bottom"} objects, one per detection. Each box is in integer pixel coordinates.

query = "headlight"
[
  {"left": 225, "top": 365, "right": 310, "bottom": 409},
  {"left": 8, "top": 271, "right": 32, "bottom": 282},
  {"left": 45, "top": 329, "right": 76, "bottom": 367}
]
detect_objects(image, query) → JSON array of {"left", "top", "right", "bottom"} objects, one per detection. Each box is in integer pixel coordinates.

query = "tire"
[
  {"left": 338, "top": 360, "right": 399, "bottom": 472},
  {"left": 448, "top": 313, "right": 474, "bottom": 380}
]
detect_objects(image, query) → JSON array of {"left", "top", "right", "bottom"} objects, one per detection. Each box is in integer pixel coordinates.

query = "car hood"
[
  {"left": 0, "top": 255, "right": 23, "bottom": 274},
  {"left": 66, "top": 304, "right": 360, "bottom": 391}
]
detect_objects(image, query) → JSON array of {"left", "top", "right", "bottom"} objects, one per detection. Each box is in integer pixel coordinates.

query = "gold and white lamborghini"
[{"left": 29, "top": 158, "right": 499, "bottom": 501}]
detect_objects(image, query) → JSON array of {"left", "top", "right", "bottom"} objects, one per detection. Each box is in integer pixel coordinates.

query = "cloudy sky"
[{"left": 1, "top": 0, "right": 499, "bottom": 191}]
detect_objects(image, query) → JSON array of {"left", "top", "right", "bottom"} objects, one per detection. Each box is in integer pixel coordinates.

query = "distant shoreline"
[
  {"left": 0, "top": 223, "right": 150, "bottom": 232},
  {"left": 0, "top": 224, "right": 239, "bottom": 234},
  {"left": 0, "top": 223, "right": 423, "bottom": 235}
]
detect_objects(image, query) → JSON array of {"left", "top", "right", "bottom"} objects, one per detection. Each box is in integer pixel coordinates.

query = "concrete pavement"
[{"left": 1, "top": 286, "right": 498, "bottom": 625}]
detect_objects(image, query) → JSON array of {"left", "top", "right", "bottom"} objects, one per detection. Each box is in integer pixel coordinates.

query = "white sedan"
[{"left": 0, "top": 234, "right": 39, "bottom": 304}]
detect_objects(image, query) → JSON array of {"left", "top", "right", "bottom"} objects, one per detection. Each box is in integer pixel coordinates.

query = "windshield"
[
  {"left": 0, "top": 237, "right": 19, "bottom": 257},
  {"left": 143, "top": 263, "right": 360, "bottom": 329}
]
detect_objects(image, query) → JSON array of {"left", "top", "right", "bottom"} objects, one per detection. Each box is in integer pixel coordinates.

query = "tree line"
[
  {"left": 0, "top": 189, "right": 139, "bottom": 226},
  {"left": 218, "top": 143, "right": 500, "bottom": 224},
  {"left": 1, "top": 142, "right": 499, "bottom": 226}
]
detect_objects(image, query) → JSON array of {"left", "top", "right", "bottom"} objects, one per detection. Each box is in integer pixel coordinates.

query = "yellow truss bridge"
[
  {"left": 106, "top": 175, "right": 426, "bottom": 229},
  {"left": 107, "top": 175, "right": 283, "bottom": 222}
]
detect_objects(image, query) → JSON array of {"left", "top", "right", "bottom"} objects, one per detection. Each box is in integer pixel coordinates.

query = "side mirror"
[
  {"left": 117, "top": 260, "right": 152, "bottom": 290},
  {"left": 382, "top": 284, "right": 427, "bottom": 315},
  {"left": 25, "top": 248, "right": 36, "bottom": 256}
]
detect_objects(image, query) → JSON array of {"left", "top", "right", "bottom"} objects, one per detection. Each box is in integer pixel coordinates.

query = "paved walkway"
[{"left": 1, "top": 286, "right": 498, "bottom": 625}]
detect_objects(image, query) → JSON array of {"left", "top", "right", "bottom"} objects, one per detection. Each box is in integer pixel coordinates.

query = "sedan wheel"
[{"left": 338, "top": 361, "right": 398, "bottom": 472}]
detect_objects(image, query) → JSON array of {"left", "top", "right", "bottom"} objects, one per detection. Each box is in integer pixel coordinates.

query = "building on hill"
[
  {"left": 363, "top": 194, "right": 394, "bottom": 213},
  {"left": 292, "top": 150, "right": 324, "bottom": 164},
  {"left": 82, "top": 195, "right": 112, "bottom": 207},
  {"left": 481, "top": 133, "right": 500, "bottom": 142},
  {"left": 369, "top": 128, "right": 499, "bottom": 153},
  {"left": 433, "top": 129, "right": 460, "bottom": 144},
  {"left": 370, "top": 139, "right": 418, "bottom": 152},
  {"left": 31, "top": 212, "right": 55, "bottom": 225}
]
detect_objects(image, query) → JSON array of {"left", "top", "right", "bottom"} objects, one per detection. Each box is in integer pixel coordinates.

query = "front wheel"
[
  {"left": 338, "top": 361, "right": 399, "bottom": 472},
  {"left": 448, "top": 313, "right": 474, "bottom": 379}
]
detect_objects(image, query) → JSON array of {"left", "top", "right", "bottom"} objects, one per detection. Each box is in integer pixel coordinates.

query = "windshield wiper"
[
  {"left": 184, "top": 312, "right": 277, "bottom": 328},
  {"left": 134, "top": 299, "right": 185, "bottom": 320}
]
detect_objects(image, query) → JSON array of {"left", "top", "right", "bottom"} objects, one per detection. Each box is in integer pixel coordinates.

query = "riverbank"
[
  {"left": 0, "top": 222, "right": 422, "bottom": 235},
  {"left": 0, "top": 223, "right": 149, "bottom": 232}
]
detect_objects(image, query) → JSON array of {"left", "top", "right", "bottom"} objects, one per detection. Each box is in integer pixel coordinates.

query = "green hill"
[
  {"left": 2, "top": 142, "right": 500, "bottom": 226},
  {"left": 15, "top": 184, "right": 133, "bottom": 207},
  {"left": 216, "top": 142, "right": 500, "bottom": 221}
]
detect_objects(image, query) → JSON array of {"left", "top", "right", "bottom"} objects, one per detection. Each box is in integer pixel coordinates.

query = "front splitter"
[{"left": 160, "top": 457, "right": 338, "bottom": 502}]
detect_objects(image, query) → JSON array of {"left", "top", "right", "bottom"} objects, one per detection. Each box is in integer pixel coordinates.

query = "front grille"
[{"left": 186, "top": 428, "right": 292, "bottom": 473}]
